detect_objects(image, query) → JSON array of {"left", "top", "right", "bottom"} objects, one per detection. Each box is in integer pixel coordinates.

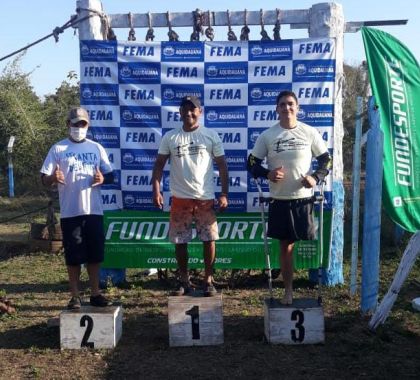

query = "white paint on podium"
[{"left": 60, "top": 305, "right": 123, "bottom": 349}]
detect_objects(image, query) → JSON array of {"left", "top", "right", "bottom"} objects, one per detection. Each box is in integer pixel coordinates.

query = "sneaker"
[
  {"left": 171, "top": 281, "right": 193, "bottom": 296},
  {"left": 203, "top": 283, "right": 217, "bottom": 297},
  {"left": 90, "top": 294, "right": 113, "bottom": 307},
  {"left": 67, "top": 296, "right": 82, "bottom": 310}
]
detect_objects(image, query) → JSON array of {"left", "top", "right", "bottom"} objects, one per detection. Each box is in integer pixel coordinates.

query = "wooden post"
[
  {"left": 308, "top": 3, "right": 345, "bottom": 285},
  {"left": 361, "top": 97, "right": 383, "bottom": 313},
  {"left": 350, "top": 97, "right": 363, "bottom": 296}
]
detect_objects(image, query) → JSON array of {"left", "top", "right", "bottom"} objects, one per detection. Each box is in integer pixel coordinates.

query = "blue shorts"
[
  {"left": 61, "top": 215, "right": 105, "bottom": 266},
  {"left": 267, "top": 197, "right": 315, "bottom": 242}
]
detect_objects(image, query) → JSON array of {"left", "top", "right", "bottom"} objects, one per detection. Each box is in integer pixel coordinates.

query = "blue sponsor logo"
[
  {"left": 205, "top": 107, "right": 247, "bottom": 127},
  {"left": 120, "top": 107, "right": 161, "bottom": 127},
  {"left": 163, "top": 172, "right": 170, "bottom": 192},
  {"left": 161, "top": 85, "right": 204, "bottom": 106},
  {"left": 293, "top": 60, "right": 335, "bottom": 82},
  {"left": 126, "top": 174, "right": 152, "bottom": 186},
  {"left": 252, "top": 64, "right": 286, "bottom": 77},
  {"left": 123, "top": 88, "right": 155, "bottom": 101},
  {"left": 161, "top": 42, "right": 204, "bottom": 61},
  {"left": 298, "top": 42, "right": 332, "bottom": 55},
  {"left": 252, "top": 109, "right": 279, "bottom": 122},
  {"left": 83, "top": 65, "right": 112, "bottom": 78},
  {"left": 217, "top": 132, "right": 241, "bottom": 144},
  {"left": 248, "top": 83, "right": 290, "bottom": 105},
  {"left": 209, "top": 88, "right": 242, "bottom": 101},
  {"left": 121, "top": 45, "right": 155, "bottom": 57},
  {"left": 248, "top": 128, "right": 263, "bottom": 149},
  {"left": 297, "top": 86, "right": 331, "bottom": 100},
  {"left": 249, "top": 40, "right": 292, "bottom": 60},
  {"left": 125, "top": 131, "right": 156, "bottom": 143},
  {"left": 86, "top": 127, "right": 120, "bottom": 148},
  {"left": 122, "top": 191, "right": 155, "bottom": 211},
  {"left": 165, "top": 66, "right": 198, "bottom": 78},
  {"left": 121, "top": 149, "right": 156, "bottom": 170},
  {"left": 209, "top": 45, "right": 242, "bottom": 57},
  {"left": 248, "top": 174, "right": 269, "bottom": 193},
  {"left": 297, "top": 105, "right": 334, "bottom": 126},
  {"left": 87, "top": 109, "right": 114, "bottom": 121},
  {"left": 221, "top": 193, "right": 246, "bottom": 212},
  {"left": 218, "top": 151, "right": 246, "bottom": 171},
  {"left": 204, "top": 62, "right": 247, "bottom": 83},
  {"left": 101, "top": 193, "right": 118, "bottom": 206},
  {"left": 80, "top": 40, "right": 117, "bottom": 62},
  {"left": 80, "top": 84, "right": 119, "bottom": 105},
  {"left": 118, "top": 62, "right": 160, "bottom": 84}
]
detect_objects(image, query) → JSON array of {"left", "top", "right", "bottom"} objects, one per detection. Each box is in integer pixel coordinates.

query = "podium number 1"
[
  {"left": 291, "top": 310, "right": 305, "bottom": 342},
  {"left": 185, "top": 306, "right": 200, "bottom": 340},
  {"left": 80, "top": 315, "right": 94, "bottom": 348}
]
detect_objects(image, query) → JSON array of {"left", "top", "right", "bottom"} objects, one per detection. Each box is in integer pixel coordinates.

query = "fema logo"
[
  {"left": 82, "top": 88, "right": 93, "bottom": 99},
  {"left": 295, "top": 64, "right": 307, "bottom": 75},
  {"left": 207, "top": 110, "right": 218, "bottom": 122},
  {"left": 122, "top": 152, "right": 135, "bottom": 164},
  {"left": 163, "top": 46, "right": 175, "bottom": 56},
  {"left": 122, "top": 110, "right": 133, "bottom": 121},
  {"left": 250, "top": 131, "right": 260, "bottom": 144},
  {"left": 124, "top": 194, "right": 135, "bottom": 205},
  {"left": 297, "top": 108, "right": 306, "bottom": 120},
  {"left": 207, "top": 65, "right": 218, "bottom": 77},
  {"left": 120, "top": 66, "right": 132, "bottom": 77},
  {"left": 81, "top": 44, "right": 90, "bottom": 56},
  {"left": 163, "top": 88, "right": 175, "bottom": 100},
  {"left": 250, "top": 88, "right": 263, "bottom": 99},
  {"left": 251, "top": 46, "right": 263, "bottom": 56}
]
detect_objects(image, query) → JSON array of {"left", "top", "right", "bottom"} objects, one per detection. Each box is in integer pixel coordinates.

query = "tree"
[{"left": 0, "top": 57, "right": 48, "bottom": 193}]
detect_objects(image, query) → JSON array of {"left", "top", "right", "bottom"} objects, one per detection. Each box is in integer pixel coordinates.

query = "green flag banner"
[
  {"left": 103, "top": 211, "right": 332, "bottom": 270},
  {"left": 362, "top": 27, "right": 420, "bottom": 232}
]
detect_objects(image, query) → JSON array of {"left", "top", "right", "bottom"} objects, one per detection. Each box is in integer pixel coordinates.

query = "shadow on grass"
[
  {"left": 0, "top": 323, "right": 59, "bottom": 349},
  {"left": 0, "top": 282, "right": 68, "bottom": 294}
]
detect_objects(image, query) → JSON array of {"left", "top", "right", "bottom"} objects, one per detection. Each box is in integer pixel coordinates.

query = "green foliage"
[{"left": 0, "top": 59, "right": 79, "bottom": 195}]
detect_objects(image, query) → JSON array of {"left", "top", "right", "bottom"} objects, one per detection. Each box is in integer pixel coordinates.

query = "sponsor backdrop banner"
[
  {"left": 80, "top": 39, "right": 336, "bottom": 268},
  {"left": 362, "top": 28, "right": 420, "bottom": 232}
]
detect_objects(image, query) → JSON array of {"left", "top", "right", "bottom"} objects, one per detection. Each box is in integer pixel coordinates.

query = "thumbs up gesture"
[
  {"left": 92, "top": 165, "right": 104, "bottom": 187},
  {"left": 54, "top": 164, "right": 65, "bottom": 185}
]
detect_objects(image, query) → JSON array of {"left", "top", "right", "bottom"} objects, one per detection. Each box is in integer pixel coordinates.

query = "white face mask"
[{"left": 70, "top": 127, "right": 88, "bottom": 142}]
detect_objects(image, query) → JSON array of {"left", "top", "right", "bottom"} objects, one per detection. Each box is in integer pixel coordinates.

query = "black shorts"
[
  {"left": 61, "top": 215, "right": 105, "bottom": 266},
  {"left": 267, "top": 197, "right": 315, "bottom": 242}
]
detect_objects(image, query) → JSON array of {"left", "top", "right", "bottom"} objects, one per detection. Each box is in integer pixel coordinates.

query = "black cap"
[{"left": 180, "top": 95, "right": 201, "bottom": 108}]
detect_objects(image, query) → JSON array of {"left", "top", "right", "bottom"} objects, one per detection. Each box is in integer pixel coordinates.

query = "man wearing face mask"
[{"left": 41, "top": 107, "right": 115, "bottom": 310}]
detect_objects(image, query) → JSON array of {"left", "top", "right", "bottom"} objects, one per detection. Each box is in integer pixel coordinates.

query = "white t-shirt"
[
  {"left": 251, "top": 121, "right": 328, "bottom": 200},
  {"left": 158, "top": 126, "right": 225, "bottom": 200},
  {"left": 40, "top": 138, "right": 113, "bottom": 218}
]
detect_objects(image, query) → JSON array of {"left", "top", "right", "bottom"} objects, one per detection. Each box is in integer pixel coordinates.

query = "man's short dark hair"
[{"left": 276, "top": 91, "right": 298, "bottom": 106}]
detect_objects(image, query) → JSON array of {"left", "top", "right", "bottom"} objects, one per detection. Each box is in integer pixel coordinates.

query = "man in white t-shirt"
[
  {"left": 152, "top": 96, "right": 229, "bottom": 296},
  {"left": 40, "top": 107, "right": 114, "bottom": 310},
  {"left": 248, "top": 91, "right": 331, "bottom": 305}
]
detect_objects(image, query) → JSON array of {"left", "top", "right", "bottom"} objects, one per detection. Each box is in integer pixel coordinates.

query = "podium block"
[
  {"left": 60, "top": 305, "right": 122, "bottom": 349},
  {"left": 264, "top": 298, "right": 324, "bottom": 345},
  {"left": 168, "top": 293, "right": 223, "bottom": 347}
]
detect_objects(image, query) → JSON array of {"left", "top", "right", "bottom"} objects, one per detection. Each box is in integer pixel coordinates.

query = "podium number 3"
[
  {"left": 291, "top": 310, "right": 305, "bottom": 342},
  {"left": 80, "top": 315, "right": 94, "bottom": 348},
  {"left": 185, "top": 306, "right": 200, "bottom": 340}
]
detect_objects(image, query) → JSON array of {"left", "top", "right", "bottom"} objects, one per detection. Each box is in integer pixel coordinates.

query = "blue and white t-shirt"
[{"left": 41, "top": 138, "right": 113, "bottom": 218}]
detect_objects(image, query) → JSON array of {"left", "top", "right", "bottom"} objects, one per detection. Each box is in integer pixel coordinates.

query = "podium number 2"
[
  {"left": 185, "top": 306, "right": 200, "bottom": 340},
  {"left": 80, "top": 315, "right": 94, "bottom": 348},
  {"left": 291, "top": 310, "right": 305, "bottom": 342}
]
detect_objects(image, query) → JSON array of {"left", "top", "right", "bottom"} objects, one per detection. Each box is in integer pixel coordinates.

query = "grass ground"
[{"left": 0, "top": 196, "right": 419, "bottom": 379}]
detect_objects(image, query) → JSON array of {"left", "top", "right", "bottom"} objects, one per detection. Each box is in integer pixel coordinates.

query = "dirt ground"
[{"left": 0, "top": 197, "right": 419, "bottom": 379}]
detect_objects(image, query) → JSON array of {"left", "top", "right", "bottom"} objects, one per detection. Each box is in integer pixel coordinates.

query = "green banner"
[
  {"left": 362, "top": 27, "right": 420, "bottom": 232},
  {"left": 103, "top": 211, "right": 332, "bottom": 270}
]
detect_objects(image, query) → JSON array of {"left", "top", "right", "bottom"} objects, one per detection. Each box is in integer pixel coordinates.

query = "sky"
[{"left": 0, "top": 0, "right": 418, "bottom": 98}]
